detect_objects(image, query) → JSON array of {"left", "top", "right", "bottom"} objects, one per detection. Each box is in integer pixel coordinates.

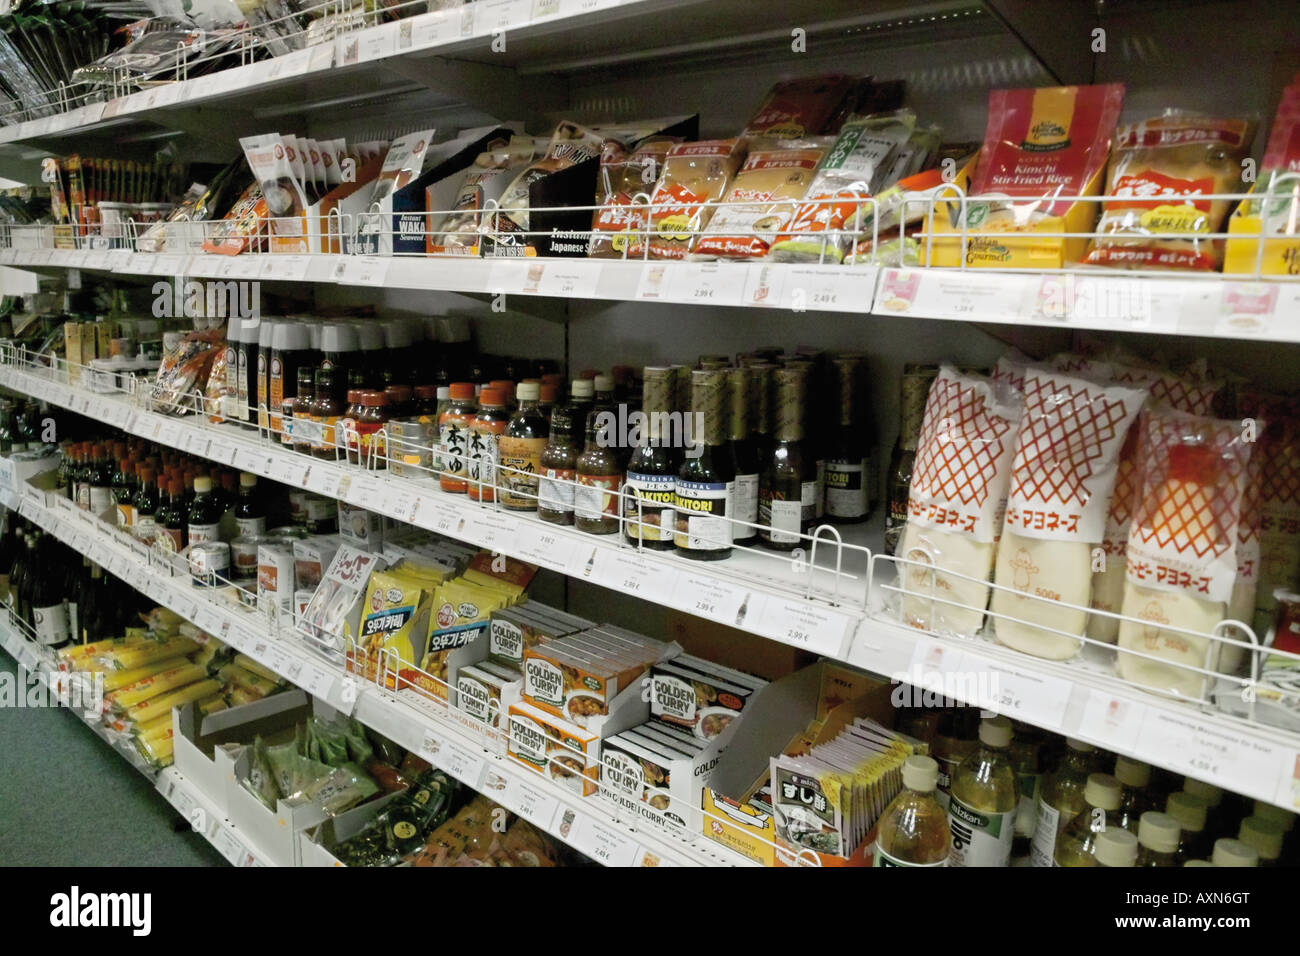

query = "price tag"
[
  {"left": 346, "top": 474, "right": 383, "bottom": 507},
  {"left": 272, "top": 456, "right": 311, "bottom": 488},
  {"left": 156, "top": 420, "right": 182, "bottom": 448},
  {"left": 1076, "top": 690, "right": 1146, "bottom": 752},
  {"left": 757, "top": 598, "right": 852, "bottom": 658},
  {"left": 234, "top": 448, "right": 264, "bottom": 474},
  {"left": 436, "top": 740, "right": 487, "bottom": 786},
  {"left": 195, "top": 606, "right": 225, "bottom": 636},
  {"left": 961, "top": 652, "right": 1071, "bottom": 731},
  {"left": 672, "top": 572, "right": 748, "bottom": 625},
  {"left": 305, "top": 467, "right": 342, "bottom": 498},
  {"left": 476, "top": 0, "right": 533, "bottom": 29},
  {"left": 355, "top": 21, "right": 399, "bottom": 61},
  {"left": 256, "top": 255, "right": 305, "bottom": 281},
  {"left": 532, "top": 262, "right": 602, "bottom": 298},
  {"left": 285, "top": 658, "right": 334, "bottom": 700},
  {"left": 333, "top": 255, "right": 391, "bottom": 286},
  {"left": 502, "top": 775, "right": 560, "bottom": 828},
  {"left": 671, "top": 261, "right": 748, "bottom": 305},
  {"left": 1214, "top": 282, "right": 1281, "bottom": 336},
  {"left": 212, "top": 827, "right": 247, "bottom": 865},
  {"left": 464, "top": 511, "right": 518, "bottom": 553},
  {"left": 224, "top": 255, "right": 264, "bottom": 281},
  {"left": 171, "top": 786, "right": 196, "bottom": 820},
  {"left": 402, "top": 9, "right": 457, "bottom": 48},
  {"left": 875, "top": 268, "right": 1033, "bottom": 323},
  {"left": 207, "top": 439, "right": 238, "bottom": 465},
  {"left": 383, "top": 486, "right": 419, "bottom": 524},
  {"left": 513, "top": 522, "right": 578, "bottom": 572},
  {"left": 585, "top": 549, "right": 678, "bottom": 603},
  {"left": 264, "top": 47, "right": 314, "bottom": 81},
  {"left": 569, "top": 814, "right": 639, "bottom": 867},
  {"left": 778, "top": 264, "right": 877, "bottom": 313},
  {"left": 415, "top": 497, "right": 462, "bottom": 538},
  {"left": 182, "top": 431, "right": 211, "bottom": 457},
  {"left": 1137, "top": 708, "right": 1284, "bottom": 797}
]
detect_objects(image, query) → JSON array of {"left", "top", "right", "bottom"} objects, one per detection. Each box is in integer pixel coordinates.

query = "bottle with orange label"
[
  {"left": 310, "top": 367, "right": 344, "bottom": 461},
  {"left": 499, "top": 381, "right": 549, "bottom": 511},
  {"left": 468, "top": 388, "right": 510, "bottom": 502},
  {"left": 439, "top": 383, "right": 478, "bottom": 493}
]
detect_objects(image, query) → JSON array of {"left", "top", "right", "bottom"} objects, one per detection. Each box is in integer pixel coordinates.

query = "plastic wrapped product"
[
  {"left": 990, "top": 368, "right": 1147, "bottom": 659},
  {"left": 589, "top": 137, "right": 678, "bottom": 258},
  {"left": 637, "top": 139, "right": 746, "bottom": 260},
  {"left": 1116, "top": 409, "right": 1257, "bottom": 698},
  {"left": 430, "top": 139, "right": 536, "bottom": 255},
  {"left": 742, "top": 74, "right": 856, "bottom": 141},
  {"left": 899, "top": 366, "right": 1021, "bottom": 637}
]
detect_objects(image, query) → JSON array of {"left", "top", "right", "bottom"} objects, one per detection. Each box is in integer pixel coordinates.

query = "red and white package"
[
  {"left": 990, "top": 367, "right": 1147, "bottom": 659},
  {"left": 899, "top": 366, "right": 1021, "bottom": 637},
  {"left": 1221, "top": 449, "right": 1262, "bottom": 675},
  {"left": 1239, "top": 393, "right": 1300, "bottom": 635},
  {"left": 637, "top": 139, "right": 746, "bottom": 260}
]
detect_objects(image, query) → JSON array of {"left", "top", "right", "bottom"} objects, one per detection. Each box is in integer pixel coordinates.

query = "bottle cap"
[
  {"left": 321, "top": 323, "right": 359, "bottom": 354},
  {"left": 516, "top": 382, "right": 540, "bottom": 402},
  {"left": 1138, "top": 812, "right": 1181, "bottom": 854},
  {"left": 383, "top": 321, "right": 412, "bottom": 349},
  {"left": 360, "top": 390, "right": 388, "bottom": 408},
  {"left": 356, "top": 322, "right": 384, "bottom": 351},
  {"left": 258, "top": 319, "right": 277, "bottom": 347},
  {"left": 272, "top": 321, "right": 309, "bottom": 351},
  {"left": 1183, "top": 859, "right": 1215, "bottom": 867},
  {"left": 1211, "top": 838, "right": 1258, "bottom": 867},
  {"left": 119, "top": 458, "right": 131, "bottom": 473},
  {"left": 901, "top": 755, "right": 939, "bottom": 792},
  {"left": 1066, "top": 737, "right": 1094, "bottom": 753},
  {"left": 169, "top": 478, "right": 183, "bottom": 496},
  {"left": 1085, "top": 773, "right": 1122, "bottom": 811},
  {"left": 978, "top": 715, "right": 1012, "bottom": 748},
  {"left": 239, "top": 472, "right": 257, "bottom": 489},
  {"left": 479, "top": 388, "right": 506, "bottom": 408},
  {"left": 539, "top": 384, "right": 557, "bottom": 403},
  {"left": 1184, "top": 779, "right": 1223, "bottom": 807},
  {"left": 1114, "top": 755, "right": 1151, "bottom": 788},
  {"left": 1093, "top": 827, "right": 1138, "bottom": 867},
  {"left": 594, "top": 373, "right": 614, "bottom": 392},
  {"left": 414, "top": 385, "right": 438, "bottom": 401},
  {"left": 193, "top": 476, "right": 213, "bottom": 493},
  {"left": 449, "top": 383, "right": 475, "bottom": 401},
  {"left": 346, "top": 389, "right": 362, "bottom": 404},
  {"left": 307, "top": 322, "right": 323, "bottom": 351},
  {"left": 1253, "top": 801, "right": 1295, "bottom": 832},
  {"left": 1166, "top": 791, "right": 1208, "bottom": 832},
  {"left": 490, "top": 379, "right": 515, "bottom": 400},
  {"left": 1238, "top": 816, "right": 1284, "bottom": 860},
  {"left": 571, "top": 379, "right": 594, "bottom": 399},
  {"left": 437, "top": 386, "right": 450, "bottom": 400},
  {"left": 386, "top": 385, "right": 412, "bottom": 404}
]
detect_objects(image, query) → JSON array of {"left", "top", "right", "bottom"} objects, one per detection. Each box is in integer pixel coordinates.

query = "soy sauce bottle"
[
  {"left": 759, "top": 366, "right": 815, "bottom": 551},
  {"left": 624, "top": 367, "right": 679, "bottom": 549},
  {"left": 674, "top": 369, "right": 733, "bottom": 561}
]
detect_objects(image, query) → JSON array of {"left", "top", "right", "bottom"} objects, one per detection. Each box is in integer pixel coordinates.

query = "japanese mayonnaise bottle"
[
  {"left": 1116, "top": 409, "right": 1255, "bottom": 699},
  {"left": 900, "top": 366, "right": 1020, "bottom": 638},
  {"left": 991, "top": 367, "right": 1146, "bottom": 660}
]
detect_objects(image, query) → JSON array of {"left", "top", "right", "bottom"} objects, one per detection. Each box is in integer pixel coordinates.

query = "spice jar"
[
  {"left": 385, "top": 384, "right": 413, "bottom": 418},
  {"left": 310, "top": 367, "right": 344, "bottom": 460},
  {"left": 414, "top": 384, "right": 439, "bottom": 419}
]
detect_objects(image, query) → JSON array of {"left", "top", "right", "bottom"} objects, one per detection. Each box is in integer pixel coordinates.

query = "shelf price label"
[
  {"left": 758, "top": 598, "right": 851, "bottom": 658},
  {"left": 434, "top": 740, "right": 487, "bottom": 787},
  {"left": 514, "top": 523, "right": 578, "bottom": 572},
  {"left": 212, "top": 828, "right": 248, "bottom": 865},
  {"left": 1076, "top": 690, "right": 1146, "bottom": 752},
  {"left": 673, "top": 572, "right": 748, "bottom": 625},
  {"left": 875, "top": 268, "right": 1033, "bottom": 323},
  {"left": 305, "top": 467, "right": 343, "bottom": 499},
  {"left": 333, "top": 255, "right": 391, "bottom": 286},
  {"left": 780, "top": 264, "right": 878, "bottom": 313},
  {"left": 568, "top": 814, "right": 640, "bottom": 867},
  {"left": 1137, "top": 708, "right": 1284, "bottom": 799},
  {"left": 463, "top": 511, "right": 517, "bottom": 553},
  {"left": 583, "top": 548, "right": 678, "bottom": 603},
  {"left": 959, "top": 652, "right": 1071, "bottom": 731},
  {"left": 501, "top": 775, "right": 561, "bottom": 829}
]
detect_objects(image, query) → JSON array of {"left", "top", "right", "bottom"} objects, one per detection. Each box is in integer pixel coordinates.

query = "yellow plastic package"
[
  {"left": 126, "top": 678, "right": 223, "bottom": 725},
  {"left": 410, "top": 578, "right": 513, "bottom": 701},
  {"left": 100, "top": 657, "right": 190, "bottom": 693},
  {"left": 99, "top": 636, "right": 199, "bottom": 671},
  {"left": 348, "top": 565, "right": 438, "bottom": 688},
  {"left": 107, "top": 662, "right": 209, "bottom": 713}
]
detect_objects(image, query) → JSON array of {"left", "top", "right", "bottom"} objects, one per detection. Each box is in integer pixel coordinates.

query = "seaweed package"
[
  {"left": 491, "top": 121, "right": 604, "bottom": 239},
  {"left": 152, "top": 328, "right": 225, "bottom": 414},
  {"left": 241, "top": 736, "right": 282, "bottom": 810}
]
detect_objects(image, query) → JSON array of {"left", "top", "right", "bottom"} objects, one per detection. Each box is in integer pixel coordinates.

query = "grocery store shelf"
[{"left": 1, "top": 481, "right": 758, "bottom": 866}]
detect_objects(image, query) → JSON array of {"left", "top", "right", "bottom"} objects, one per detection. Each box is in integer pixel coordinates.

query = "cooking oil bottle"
[
  {"left": 1136, "top": 811, "right": 1182, "bottom": 866},
  {"left": 875, "top": 755, "right": 952, "bottom": 866},
  {"left": 1054, "top": 773, "right": 1123, "bottom": 866},
  {"left": 947, "top": 714, "right": 1017, "bottom": 867},
  {"left": 1009, "top": 722, "right": 1044, "bottom": 864},
  {"left": 1165, "top": 791, "right": 1210, "bottom": 861},
  {"left": 1031, "top": 737, "right": 1095, "bottom": 866},
  {"left": 1113, "top": 755, "right": 1153, "bottom": 834},
  {"left": 1183, "top": 778, "right": 1225, "bottom": 838},
  {"left": 1094, "top": 826, "right": 1139, "bottom": 867}
]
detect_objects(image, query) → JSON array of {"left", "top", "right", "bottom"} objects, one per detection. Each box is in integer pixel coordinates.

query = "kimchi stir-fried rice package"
[
  {"left": 899, "top": 365, "right": 1021, "bottom": 637},
  {"left": 1083, "top": 113, "right": 1255, "bottom": 270}
]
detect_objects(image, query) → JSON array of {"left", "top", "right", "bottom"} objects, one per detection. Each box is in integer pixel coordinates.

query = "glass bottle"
[
  {"left": 569, "top": 378, "right": 595, "bottom": 439},
  {"left": 727, "top": 367, "right": 759, "bottom": 544},
  {"left": 674, "top": 369, "right": 734, "bottom": 560},
  {"left": 931, "top": 708, "right": 979, "bottom": 812},
  {"left": 438, "top": 383, "right": 477, "bottom": 493},
  {"left": 234, "top": 473, "right": 267, "bottom": 538},
  {"left": 1113, "top": 756, "right": 1154, "bottom": 834},
  {"left": 885, "top": 364, "right": 938, "bottom": 555},
  {"left": 1055, "top": 773, "right": 1124, "bottom": 866},
  {"left": 466, "top": 388, "right": 508, "bottom": 502},
  {"left": 1009, "top": 727, "right": 1043, "bottom": 862},
  {"left": 132, "top": 467, "right": 159, "bottom": 546},
  {"left": 1183, "top": 779, "right": 1226, "bottom": 841},
  {"left": 1135, "top": 811, "right": 1182, "bottom": 866},
  {"left": 948, "top": 714, "right": 1017, "bottom": 867},
  {"left": 875, "top": 755, "right": 952, "bottom": 866},
  {"left": 624, "top": 367, "right": 679, "bottom": 549},
  {"left": 0, "top": 402, "right": 15, "bottom": 455},
  {"left": 113, "top": 459, "right": 138, "bottom": 530},
  {"left": 575, "top": 408, "right": 622, "bottom": 535},
  {"left": 539, "top": 402, "right": 579, "bottom": 525},
  {"left": 293, "top": 366, "right": 317, "bottom": 456},
  {"left": 825, "top": 353, "right": 871, "bottom": 523},
  {"left": 65, "top": 556, "right": 89, "bottom": 646},
  {"left": 499, "top": 381, "right": 549, "bottom": 512},
  {"left": 311, "top": 367, "right": 345, "bottom": 461},
  {"left": 31, "top": 535, "right": 70, "bottom": 647},
  {"left": 187, "top": 476, "right": 222, "bottom": 545},
  {"left": 1093, "top": 827, "right": 1139, "bottom": 867},
  {"left": 758, "top": 366, "right": 815, "bottom": 550},
  {"left": 1031, "top": 738, "right": 1095, "bottom": 866},
  {"left": 154, "top": 478, "right": 187, "bottom": 555},
  {"left": 1165, "top": 791, "right": 1210, "bottom": 862}
]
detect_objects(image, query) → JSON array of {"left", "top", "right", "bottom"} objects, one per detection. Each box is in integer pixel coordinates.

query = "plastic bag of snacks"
[
  {"left": 201, "top": 181, "right": 267, "bottom": 255},
  {"left": 1082, "top": 113, "right": 1255, "bottom": 270},
  {"left": 636, "top": 139, "right": 746, "bottom": 260},
  {"left": 153, "top": 328, "right": 225, "bottom": 415},
  {"left": 589, "top": 137, "right": 679, "bottom": 258}
]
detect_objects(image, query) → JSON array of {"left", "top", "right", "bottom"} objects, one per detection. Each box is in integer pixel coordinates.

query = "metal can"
[
  {"left": 189, "top": 542, "right": 231, "bottom": 589},
  {"left": 231, "top": 535, "right": 261, "bottom": 606},
  {"left": 389, "top": 417, "right": 433, "bottom": 478},
  {"left": 257, "top": 542, "right": 295, "bottom": 624}
]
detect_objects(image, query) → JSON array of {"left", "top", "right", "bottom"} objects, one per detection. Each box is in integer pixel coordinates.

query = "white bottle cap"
[
  {"left": 1253, "top": 801, "right": 1295, "bottom": 832},
  {"left": 307, "top": 322, "right": 323, "bottom": 350},
  {"left": 383, "top": 321, "right": 412, "bottom": 349},
  {"left": 902, "top": 755, "right": 939, "bottom": 792},
  {"left": 321, "top": 323, "right": 358, "bottom": 354},
  {"left": 1065, "top": 737, "right": 1094, "bottom": 753},
  {"left": 1093, "top": 827, "right": 1138, "bottom": 867},
  {"left": 1238, "top": 816, "right": 1284, "bottom": 860},
  {"left": 978, "top": 715, "right": 1012, "bottom": 748},
  {"left": 356, "top": 322, "right": 384, "bottom": 351},
  {"left": 1166, "top": 791, "right": 1208, "bottom": 833},
  {"left": 272, "top": 321, "right": 309, "bottom": 352},
  {"left": 1184, "top": 778, "right": 1223, "bottom": 807},
  {"left": 436, "top": 386, "right": 450, "bottom": 400},
  {"left": 193, "top": 476, "right": 213, "bottom": 494},
  {"left": 516, "top": 382, "right": 541, "bottom": 402},
  {"left": 1085, "top": 773, "right": 1122, "bottom": 811},
  {"left": 571, "top": 379, "right": 594, "bottom": 399},
  {"left": 258, "top": 319, "right": 277, "bottom": 347},
  {"left": 1114, "top": 755, "right": 1150, "bottom": 788},
  {"left": 1211, "top": 838, "right": 1258, "bottom": 867},
  {"left": 1138, "top": 812, "right": 1181, "bottom": 854},
  {"left": 594, "top": 373, "right": 614, "bottom": 392},
  {"left": 1183, "top": 859, "right": 1215, "bottom": 867}
]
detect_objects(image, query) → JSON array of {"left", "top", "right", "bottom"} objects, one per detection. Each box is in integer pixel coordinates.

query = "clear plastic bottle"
[
  {"left": 1165, "top": 791, "right": 1210, "bottom": 862},
  {"left": 1238, "top": 816, "right": 1284, "bottom": 866},
  {"left": 948, "top": 714, "right": 1017, "bottom": 867},
  {"left": 1136, "top": 811, "right": 1182, "bottom": 866},
  {"left": 875, "top": 755, "right": 952, "bottom": 867},
  {"left": 1184, "top": 779, "right": 1225, "bottom": 839},
  {"left": 1113, "top": 755, "right": 1154, "bottom": 834},
  {"left": 1212, "top": 837, "right": 1258, "bottom": 867},
  {"left": 1054, "top": 773, "right": 1123, "bottom": 867},
  {"left": 1094, "top": 827, "right": 1139, "bottom": 867},
  {"left": 1009, "top": 726, "right": 1043, "bottom": 863},
  {"left": 1031, "top": 738, "right": 1095, "bottom": 866}
]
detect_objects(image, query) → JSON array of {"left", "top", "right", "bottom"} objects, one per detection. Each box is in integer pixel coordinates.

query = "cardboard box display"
[
  {"left": 299, "top": 790, "right": 407, "bottom": 867},
  {"left": 506, "top": 700, "right": 601, "bottom": 796}
]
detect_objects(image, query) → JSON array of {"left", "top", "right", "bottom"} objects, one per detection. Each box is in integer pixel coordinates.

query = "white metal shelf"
[{"left": 0, "top": 482, "right": 758, "bottom": 867}]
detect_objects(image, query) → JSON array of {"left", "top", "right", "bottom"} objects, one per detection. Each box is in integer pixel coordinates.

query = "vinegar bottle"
[
  {"left": 875, "top": 755, "right": 952, "bottom": 866},
  {"left": 1136, "top": 811, "right": 1182, "bottom": 866},
  {"left": 1054, "top": 773, "right": 1123, "bottom": 866},
  {"left": 948, "top": 714, "right": 1017, "bottom": 867},
  {"left": 1165, "top": 791, "right": 1210, "bottom": 862},
  {"left": 1093, "top": 827, "right": 1139, "bottom": 867},
  {"left": 1113, "top": 756, "right": 1154, "bottom": 834},
  {"left": 1211, "top": 838, "right": 1258, "bottom": 867},
  {"left": 1031, "top": 738, "right": 1095, "bottom": 866}
]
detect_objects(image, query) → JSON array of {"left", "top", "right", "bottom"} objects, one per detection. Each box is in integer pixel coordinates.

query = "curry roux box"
[
  {"left": 650, "top": 660, "right": 758, "bottom": 742},
  {"left": 506, "top": 701, "right": 599, "bottom": 796}
]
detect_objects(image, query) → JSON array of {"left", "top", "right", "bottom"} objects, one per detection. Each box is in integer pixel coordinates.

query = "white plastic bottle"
[
  {"left": 947, "top": 715, "right": 1017, "bottom": 867},
  {"left": 1094, "top": 827, "right": 1139, "bottom": 867},
  {"left": 1211, "top": 838, "right": 1259, "bottom": 867}
]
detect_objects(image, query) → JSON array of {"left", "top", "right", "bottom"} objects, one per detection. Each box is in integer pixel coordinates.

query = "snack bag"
[
  {"left": 491, "top": 121, "right": 604, "bottom": 240},
  {"left": 637, "top": 139, "right": 746, "bottom": 260},
  {"left": 743, "top": 74, "right": 855, "bottom": 141},
  {"left": 898, "top": 366, "right": 1021, "bottom": 637},
  {"left": 989, "top": 367, "right": 1147, "bottom": 660},
  {"left": 430, "top": 139, "right": 536, "bottom": 255},
  {"left": 200, "top": 180, "right": 267, "bottom": 255},
  {"left": 1082, "top": 113, "right": 1254, "bottom": 270},
  {"left": 349, "top": 566, "right": 436, "bottom": 687},
  {"left": 1116, "top": 409, "right": 1256, "bottom": 699},
  {"left": 588, "top": 137, "right": 678, "bottom": 258},
  {"left": 413, "top": 578, "right": 511, "bottom": 700},
  {"left": 692, "top": 144, "right": 828, "bottom": 259}
]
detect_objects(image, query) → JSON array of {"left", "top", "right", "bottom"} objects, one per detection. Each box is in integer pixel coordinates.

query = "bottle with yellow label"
[
  {"left": 876, "top": 755, "right": 951, "bottom": 867},
  {"left": 948, "top": 714, "right": 1017, "bottom": 867},
  {"left": 1054, "top": 773, "right": 1123, "bottom": 867},
  {"left": 1031, "top": 737, "right": 1094, "bottom": 866}
]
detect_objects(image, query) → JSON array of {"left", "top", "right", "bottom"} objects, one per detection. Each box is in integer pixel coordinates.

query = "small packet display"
[
  {"left": 355, "top": 128, "right": 436, "bottom": 243},
  {"left": 691, "top": 144, "right": 828, "bottom": 259},
  {"left": 898, "top": 366, "right": 1021, "bottom": 637},
  {"left": 413, "top": 577, "right": 514, "bottom": 700},
  {"left": 200, "top": 180, "right": 267, "bottom": 255},
  {"left": 637, "top": 139, "right": 747, "bottom": 260},
  {"left": 240, "top": 132, "right": 311, "bottom": 253},
  {"left": 990, "top": 366, "right": 1148, "bottom": 660},
  {"left": 349, "top": 564, "right": 441, "bottom": 688},
  {"left": 1226, "top": 81, "right": 1300, "bottom": 275},
  {"left": 1082, "top": 113, "right": 1255, "bottom": 270},
  {"left": 430, "top": 139, "right": 537, "bottom": 255},
  {"left": 506, "top": 701, "right": 599, "bottom": 795},
  {"left": 1117, "top": 408, "right": 1257, "bottom": 699},
  {"left": 490, "top": 121, "right": 604, "bottom": 243},
  {"left": 649, "top": 657, "right": 763, "bottom": 740},
  {"left": 303, "top": 546, "right": 385, "bottom": 654},
  {"left": 589, "top": 137, "right": 678, "bottom": 258},
  {"left": 769, "top": 112, "right": 918, "bottom": 263},
  {"left": 152, "top": 328, "right": 224, "bottom": 415}
]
